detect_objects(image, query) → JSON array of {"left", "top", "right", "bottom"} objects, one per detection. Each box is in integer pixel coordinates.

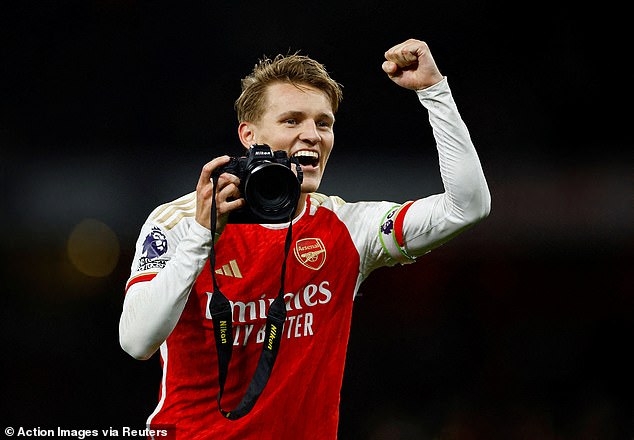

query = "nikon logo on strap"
[
  {"left": 219, "top": 320, "right": 229, "bottom": 344},
  {"left": 267, "top": 324, "right": 278, "bottom": 350}
]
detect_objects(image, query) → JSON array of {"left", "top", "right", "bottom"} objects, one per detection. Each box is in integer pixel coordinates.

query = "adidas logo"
[{"left": 215, "top": 259, "right": 243, "bottom": 278}]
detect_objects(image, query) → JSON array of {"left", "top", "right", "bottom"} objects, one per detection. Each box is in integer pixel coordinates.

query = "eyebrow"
[{"left": 278, "top": 111, "right": 335, "bottom": 123}]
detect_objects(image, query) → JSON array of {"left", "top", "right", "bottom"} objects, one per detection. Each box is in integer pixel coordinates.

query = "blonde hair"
[{"left": 234, "top": 53, "right": 343, "bottom": 123}]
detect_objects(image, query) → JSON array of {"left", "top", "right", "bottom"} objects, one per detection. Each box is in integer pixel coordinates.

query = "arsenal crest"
[{"left": 294, "top": 238, "right": 326, "bottom": 271}]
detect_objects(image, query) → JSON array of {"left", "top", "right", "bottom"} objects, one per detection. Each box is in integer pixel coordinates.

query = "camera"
[{"left": 213, "top": 144, "right": 303, "bottom": 224}]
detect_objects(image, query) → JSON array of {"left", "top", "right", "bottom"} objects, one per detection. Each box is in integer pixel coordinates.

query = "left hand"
[{"left": 382, "top": 39, "right": 444, "bottom": 90}]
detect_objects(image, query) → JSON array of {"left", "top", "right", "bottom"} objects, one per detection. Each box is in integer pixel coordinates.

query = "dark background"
[{"left": 1, "top": 1, "right": 631, "bottom": 438}]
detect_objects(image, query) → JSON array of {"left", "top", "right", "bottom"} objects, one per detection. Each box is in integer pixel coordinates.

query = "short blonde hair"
[{"left": 235, "top": 53, "right": 343, "bottom": 123}]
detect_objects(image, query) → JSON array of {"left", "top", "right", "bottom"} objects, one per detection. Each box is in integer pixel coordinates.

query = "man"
[{"left": 120, "top": 38, "right": 490, "bottom": 439}]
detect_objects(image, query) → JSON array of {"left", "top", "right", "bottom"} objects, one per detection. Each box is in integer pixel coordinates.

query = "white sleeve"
[
  {"left": 119, "top": 219, "right": 212, "bottom": 360},
  {"left": 379, "top": 77, "right": 491, "bottom": 263}
]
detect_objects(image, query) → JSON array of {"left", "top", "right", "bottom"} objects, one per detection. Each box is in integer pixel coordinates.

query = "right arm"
[
  {"left": 119, "top": 156, "right": 244, "bottom": 360},
  {"left": 119, "top": 220, "right": 212, "bottom": 360}
]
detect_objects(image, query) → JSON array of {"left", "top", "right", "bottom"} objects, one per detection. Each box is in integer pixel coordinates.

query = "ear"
[{"left": 238, "top": 122, "right": 256, "bottom": 149}]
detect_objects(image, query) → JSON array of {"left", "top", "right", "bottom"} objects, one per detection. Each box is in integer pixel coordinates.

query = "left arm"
[{"left": 380, "top": 39, "right": 491, "bottom": 261}]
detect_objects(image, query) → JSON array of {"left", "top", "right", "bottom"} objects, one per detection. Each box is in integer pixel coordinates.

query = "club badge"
[{"left": 294, "top": 238, "right": 326, "bottom": 271}]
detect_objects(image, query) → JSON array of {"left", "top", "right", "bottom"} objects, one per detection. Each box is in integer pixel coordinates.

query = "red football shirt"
[{"left": 128, "top": 194, "right": 408, "bottom": 439}]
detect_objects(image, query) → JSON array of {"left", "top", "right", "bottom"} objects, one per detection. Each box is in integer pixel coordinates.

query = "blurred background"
[{"left": 1, "top": 1, "right": 631, "bottom": 438}]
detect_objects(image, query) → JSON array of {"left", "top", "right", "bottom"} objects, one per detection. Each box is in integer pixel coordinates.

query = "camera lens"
[{"left": 244, "top": 163, "right": 300, "bottom": 222}]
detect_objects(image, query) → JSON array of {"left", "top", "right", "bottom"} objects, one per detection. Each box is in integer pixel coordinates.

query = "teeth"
[{"left": 292, "top": 150, "right": 319, "bottom": 159}]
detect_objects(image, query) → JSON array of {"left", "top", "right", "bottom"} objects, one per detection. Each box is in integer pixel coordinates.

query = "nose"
[{"left": 299, "top": 120, "right": 321, "bottom": 145}]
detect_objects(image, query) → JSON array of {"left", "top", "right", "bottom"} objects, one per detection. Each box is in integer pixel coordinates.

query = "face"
[{"left": 239, "top": 82, "right": 335, "bottom": 194}]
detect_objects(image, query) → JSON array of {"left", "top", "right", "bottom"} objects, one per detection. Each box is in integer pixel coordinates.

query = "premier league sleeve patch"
[
  {"left": 143, "top": 226, "right": 168, "bottom": 258},
  {"left": 137, "top": 226, "right": 169, "bottom": 271},
  {"left": 379, "top": 203, "right": 416, "bottom": 264}
]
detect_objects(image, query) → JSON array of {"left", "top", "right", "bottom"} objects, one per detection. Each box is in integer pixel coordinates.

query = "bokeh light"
[{"left": 67, "top": 218, "right": 120, "bottom": 277}]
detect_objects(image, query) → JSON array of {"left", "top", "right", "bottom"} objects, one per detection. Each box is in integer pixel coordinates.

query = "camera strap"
[{"left": 207, "top": 173, "right": 293, "bottom": 420}]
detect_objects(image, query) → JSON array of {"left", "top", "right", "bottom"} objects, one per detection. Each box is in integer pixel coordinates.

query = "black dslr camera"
[{"left": 214, "top": 144, "right": 303, "bottom": 224}]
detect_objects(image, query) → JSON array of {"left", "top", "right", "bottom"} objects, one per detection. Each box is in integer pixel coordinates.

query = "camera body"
[{"left": 214, "top": 144, "right": 303, "bottom": 224}]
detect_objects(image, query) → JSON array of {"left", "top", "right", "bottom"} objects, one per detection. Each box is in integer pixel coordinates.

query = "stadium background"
[{"left": 1, "top": 2, "right": 631, "bottom": 438}]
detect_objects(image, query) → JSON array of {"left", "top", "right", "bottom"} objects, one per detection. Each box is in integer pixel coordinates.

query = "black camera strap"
[{"left": 207, "top": 173, "right": 293, "bottom": 420}]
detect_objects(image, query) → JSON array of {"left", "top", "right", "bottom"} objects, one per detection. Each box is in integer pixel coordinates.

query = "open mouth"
[{"left": 292, "top": 150, "right": 319, "bottom": 167}]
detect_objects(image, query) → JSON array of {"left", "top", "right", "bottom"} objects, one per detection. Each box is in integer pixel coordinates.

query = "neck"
[{"left": 294, "top": 193, "right": 309, "bottom": 219}]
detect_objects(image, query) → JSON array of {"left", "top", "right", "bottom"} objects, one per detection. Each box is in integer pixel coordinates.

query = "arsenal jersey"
[{"left": 126, "top": 193, "right": 410, "bottom": 439}]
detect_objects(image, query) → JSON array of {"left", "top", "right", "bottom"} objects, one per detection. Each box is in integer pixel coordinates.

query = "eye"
[
  {"left": 283, "top": 119, "right": 298, "bottom": 125},
  {"left": 318, "top": 120, "right": 332, "bottom": 128}
]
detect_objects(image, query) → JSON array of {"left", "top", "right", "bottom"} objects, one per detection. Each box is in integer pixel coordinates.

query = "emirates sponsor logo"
[
  {"left": 205, "top": 281, "right": 333, "bottom": 346},
  {"left": 294, "top": 238, "right": 326, "bottom": 270}
]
